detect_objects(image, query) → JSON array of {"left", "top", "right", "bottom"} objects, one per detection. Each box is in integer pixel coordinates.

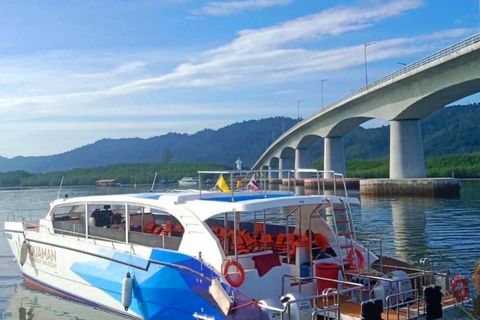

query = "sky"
[{"left": 0, "top": 0, "right": 479, "bottom": 157}]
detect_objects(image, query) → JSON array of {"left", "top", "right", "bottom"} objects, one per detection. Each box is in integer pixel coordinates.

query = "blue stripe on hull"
[{"left": 70, "top": 248, "right": 269, "bottom": 320}]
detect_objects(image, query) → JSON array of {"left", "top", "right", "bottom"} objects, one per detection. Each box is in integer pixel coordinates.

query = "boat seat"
[
  {"left": 160, "top": 221, "right": 173, "bottom": 235},
  {"left": 230, "top": 231, "right": 250, "bottom": 254},
  {"left": 256, "top": 233, "right": 274, "bottom": 250},
  {"left": 153, "top": 226, "right": 163, "bottom": 235},
  {"left": 289, "top": 239, "right": 303, "bottom": 259},
  {"left": 173, "top": 224, "right": 184, "bottom": 234},
  {"left": 274, "top": 233, "right": 287, "bottom": 251},
  {"left": 145, "top": 221, "right": 156, "bottom": 234}
]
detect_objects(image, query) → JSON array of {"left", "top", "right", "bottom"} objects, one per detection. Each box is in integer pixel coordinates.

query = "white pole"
[
  {"left": 125, "top": 203, "right": 130, "bottom": 244},
  {"left": 85, "top": 203, "right": 89, "bottom": 239}
]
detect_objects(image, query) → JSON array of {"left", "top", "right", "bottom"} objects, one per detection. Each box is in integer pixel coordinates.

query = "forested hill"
[{"left": 0, "top": 104, "right": 479, "bottom": 173}]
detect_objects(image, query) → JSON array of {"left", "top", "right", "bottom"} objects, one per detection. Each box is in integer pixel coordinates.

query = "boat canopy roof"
[{"left": 48, "top": 190, "right": 359, "bottom": 222}]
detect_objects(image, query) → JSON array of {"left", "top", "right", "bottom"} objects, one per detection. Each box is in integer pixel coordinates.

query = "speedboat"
[
  {"left": 4, "top": 170, "right": 472, "bottom": 320},
  {"left": 178, "top": 177, "right": 199, "bottom": 186}
]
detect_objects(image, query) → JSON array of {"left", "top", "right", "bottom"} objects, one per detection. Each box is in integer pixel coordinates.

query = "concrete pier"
[
  {"left": 389, "top": 120, "right": 426, "bottom": 179},
  {"left": 360, "top": 178, "right": 460, "bottom": 197},
  {"left": 294, "top": 148, "right": 310, "bottom": 178},
  {"left": 324, "top": 137, "right": 346, "bottom": 178}
]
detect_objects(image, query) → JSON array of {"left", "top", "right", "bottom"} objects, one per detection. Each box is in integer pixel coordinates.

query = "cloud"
[
  {"left": 0, "top": 1, "right": 471, "bottom": 112},
  {"left": 111, "top": 2, "right": 473, "bottom": 95},
  {"left": 74, "top": 61, "right": 147, "bottom": 79},
  {"left": 193, "top": 0, "right": 294, "bottom": 16}
]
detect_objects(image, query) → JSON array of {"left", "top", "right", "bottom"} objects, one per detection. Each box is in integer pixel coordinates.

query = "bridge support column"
[
  {"left": 295, "top": 148, "right": 310, "bottom": 178},
  {"left": 278, "top": 158, "right": 284, "bottom": 179},
  {"left": 390, "top": 120, "right": 426, "bottom": 179},
  {"left": 324, "top": 137, "right": 347, "bottom": 178}
]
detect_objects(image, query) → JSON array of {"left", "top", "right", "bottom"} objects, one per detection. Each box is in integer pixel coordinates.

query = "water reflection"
[
  {"left": 2, "top": 283, "right": 123, "bottom": 320},
  {"left": 390, "top": 199, "right": 430, "bottom": 264}
]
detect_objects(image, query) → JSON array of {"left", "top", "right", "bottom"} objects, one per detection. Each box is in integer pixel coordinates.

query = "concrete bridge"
[{"left": 252, "top": 34, "right": 480, "bottom": 179}]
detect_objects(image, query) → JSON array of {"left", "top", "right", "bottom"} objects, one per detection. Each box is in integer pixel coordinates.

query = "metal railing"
[
  {"left": 318, "top": 33, "right": 480, "bottom": 115},
  {"left": 385, "top": 289, "right": 422, "bottom": 320},
  {"left": 197, "top": 169, "right": 350, "bottom": 199},
  {"left": 6, "top": 210, "right": 44, "bottom": 222}
]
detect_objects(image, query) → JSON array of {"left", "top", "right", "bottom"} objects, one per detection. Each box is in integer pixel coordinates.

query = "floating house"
[{"left": 95, "top": 179, "right": 118, "bottom": 187}]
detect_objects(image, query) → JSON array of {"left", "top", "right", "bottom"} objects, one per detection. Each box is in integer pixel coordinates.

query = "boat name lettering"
[{"left": 29, "top": 245, "right": 57, "bottom": 268}]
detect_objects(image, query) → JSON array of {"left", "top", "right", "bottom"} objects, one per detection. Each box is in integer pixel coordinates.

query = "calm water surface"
[{"left": 1, "top": 182, "right": 479, "bottom": 319}]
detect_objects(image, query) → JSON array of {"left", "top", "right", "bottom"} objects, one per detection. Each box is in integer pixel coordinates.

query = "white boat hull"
[{"left": 4, "top": 222, "right": 266, "bottom": 320}]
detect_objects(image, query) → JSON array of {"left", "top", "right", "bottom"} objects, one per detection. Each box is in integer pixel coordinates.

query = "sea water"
[{"left": 0, "top": 182, "right": 479, "bottom": 319}]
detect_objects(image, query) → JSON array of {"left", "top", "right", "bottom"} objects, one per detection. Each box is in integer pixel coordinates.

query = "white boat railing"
[
  {"left": 197, "top": 169, "right": 350, "bottom": 200},
  {"left": 6, "top": 210, "right": 44, "bottom": 222},
  {"left": 20, "top": 221, "right": 223, "bottom": 284}
]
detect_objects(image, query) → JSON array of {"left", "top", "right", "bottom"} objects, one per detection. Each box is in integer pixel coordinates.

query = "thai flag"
[{"left": 247, "top": 174, "right": 259, "bottom": 191}]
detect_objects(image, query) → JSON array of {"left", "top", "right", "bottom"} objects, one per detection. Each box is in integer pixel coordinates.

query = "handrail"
[
  {"left": 198, "top": 168, "right": 349, "bottom": 197},
  {"left": 21, "top": 221, "right": 222, "bottom": 284},
  {"left": 385, "top": 289, "right": 421, "bottom": 320},
  {"left": 281, "top": 274, "right": 364, "bottom": 296}
]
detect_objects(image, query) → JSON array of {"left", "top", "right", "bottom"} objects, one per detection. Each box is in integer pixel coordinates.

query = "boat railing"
[
  {"left": 385, "top": 289, "right": 422, "bottom": 320},
  {"left": 197, "top": 169, "right": 349, "bottom": 200},
  {"left": 6, "top": 210, "right": 44, "bottom": 222},
  {"left": 22, "top": 220, "right": 181, "bottom": 252},
  {"left": 258, "top": 287, "right": 342, "bottom": 320},
  {"left": 21, "top": 221, "right": 227, "bottom": 288},
  {"left": 281, "top": 274, "right": 364, "bottom": 297},
  {"left": 357, "top": 237, "right": 384, "bottom": 271}
]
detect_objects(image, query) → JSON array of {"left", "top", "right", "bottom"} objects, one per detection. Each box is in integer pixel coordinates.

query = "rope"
[
  {"left": 457, "top": 303, "right": 477, "bottom": 320},
  {"left": 229, "top": 300, "right": 258, "bottom": 311}
]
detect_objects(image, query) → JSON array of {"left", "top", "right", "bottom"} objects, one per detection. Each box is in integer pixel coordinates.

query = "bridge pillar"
[
  {"left": 324, "top": 137, "right": 347, "bottom": 178},
  {"left": 295, "top": 148, "right": 310, "bottom": 178},
  {"left": 278, "top": 158, "right": 284, "bottom": 179},
  {"left": 390, "top": 120, "right": 426, "bottom": 179}
]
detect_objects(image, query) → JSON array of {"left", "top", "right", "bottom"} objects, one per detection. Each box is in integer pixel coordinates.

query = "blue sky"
[{"left": 0, "top": 0, "right": 478, "bottom": 157}]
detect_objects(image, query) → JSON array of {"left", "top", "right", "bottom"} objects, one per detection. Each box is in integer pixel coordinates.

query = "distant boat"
[
  {"left": 177, "top": 177, "right": 199, "bottom": 186},
  {"left": 95, "top": 179, "right": 120, "bottom": 187},
  {"left": 158, "top": 179, "right": 176, "bottom": 184}
]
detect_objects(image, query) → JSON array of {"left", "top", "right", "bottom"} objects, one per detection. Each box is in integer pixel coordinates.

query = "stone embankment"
[{"left": 360, "top": 178, "right": 460, "bottom": 197}]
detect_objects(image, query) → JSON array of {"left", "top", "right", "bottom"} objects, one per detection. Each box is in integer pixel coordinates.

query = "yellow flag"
[{"left": 216, "top": 175, "right": 231, "bottom": 193}]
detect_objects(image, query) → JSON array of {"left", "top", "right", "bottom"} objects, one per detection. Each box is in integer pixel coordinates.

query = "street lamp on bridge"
[
  {"left": 364, "top": 42, "right": 375, "bottom": 85},
  {"left": 321, "top": 79, "right": 329, "bottom": 109},
  {"left": 297, "top": 100, "right": 303, "bottom": 120}
]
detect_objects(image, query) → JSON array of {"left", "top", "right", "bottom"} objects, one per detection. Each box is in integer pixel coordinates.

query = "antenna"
[
  {"left": 57, "top": 176, "right": 64, "bottom": 199},
  {"left": 150, "top": 172, "right": 158, "bottom": 192}
]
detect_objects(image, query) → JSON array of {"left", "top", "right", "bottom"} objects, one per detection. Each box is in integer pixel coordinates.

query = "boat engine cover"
[
  {"left": 372, "top": 270, "right": 413, "bottom": 307},
  {"left": 280, "top": 293, "right": 312, "bottom": 320},
  {"left": 258, "top": 298, "right": 283, "bottom": 320}
]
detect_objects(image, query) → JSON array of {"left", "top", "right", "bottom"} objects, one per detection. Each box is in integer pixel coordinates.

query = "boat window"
[
  {"left": 52, "top": 202, "right": 184, "bottom": 251},
  {"left": 52, "top": 205, "right": 85, "bottom": 222}
]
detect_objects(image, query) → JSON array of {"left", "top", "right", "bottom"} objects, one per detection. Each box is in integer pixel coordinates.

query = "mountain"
[{"left": 0, "top": 104, "right": 479, "bottom": 173}]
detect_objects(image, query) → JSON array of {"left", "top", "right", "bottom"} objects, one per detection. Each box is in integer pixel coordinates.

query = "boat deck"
[{"left": 314, "top": 294, "right": 459, "bottom": 320}]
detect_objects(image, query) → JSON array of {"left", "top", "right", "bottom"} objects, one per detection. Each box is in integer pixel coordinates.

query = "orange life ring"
[
  {"left": 346, "top": 248, "right": 365, "bottom": 269},
  {"left": 452, "top": 275, "right": 469, "bottom": 302},
  {"left": 222, "top": 259, "right": 245, "bottom": 288}
]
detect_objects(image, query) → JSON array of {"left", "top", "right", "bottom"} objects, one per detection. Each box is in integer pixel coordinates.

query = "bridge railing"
[{"left": 319, "top": 33, "right": 480, "bottom": 114}]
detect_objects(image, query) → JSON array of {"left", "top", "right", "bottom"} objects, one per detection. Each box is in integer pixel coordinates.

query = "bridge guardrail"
[{"left": 319, "top": 33, "right": 480, "bottom": 114}]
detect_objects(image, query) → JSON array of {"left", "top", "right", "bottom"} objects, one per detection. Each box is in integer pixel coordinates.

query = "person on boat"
[{"left": 303, "top": 229, "right": 337, "bottom": 259}]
